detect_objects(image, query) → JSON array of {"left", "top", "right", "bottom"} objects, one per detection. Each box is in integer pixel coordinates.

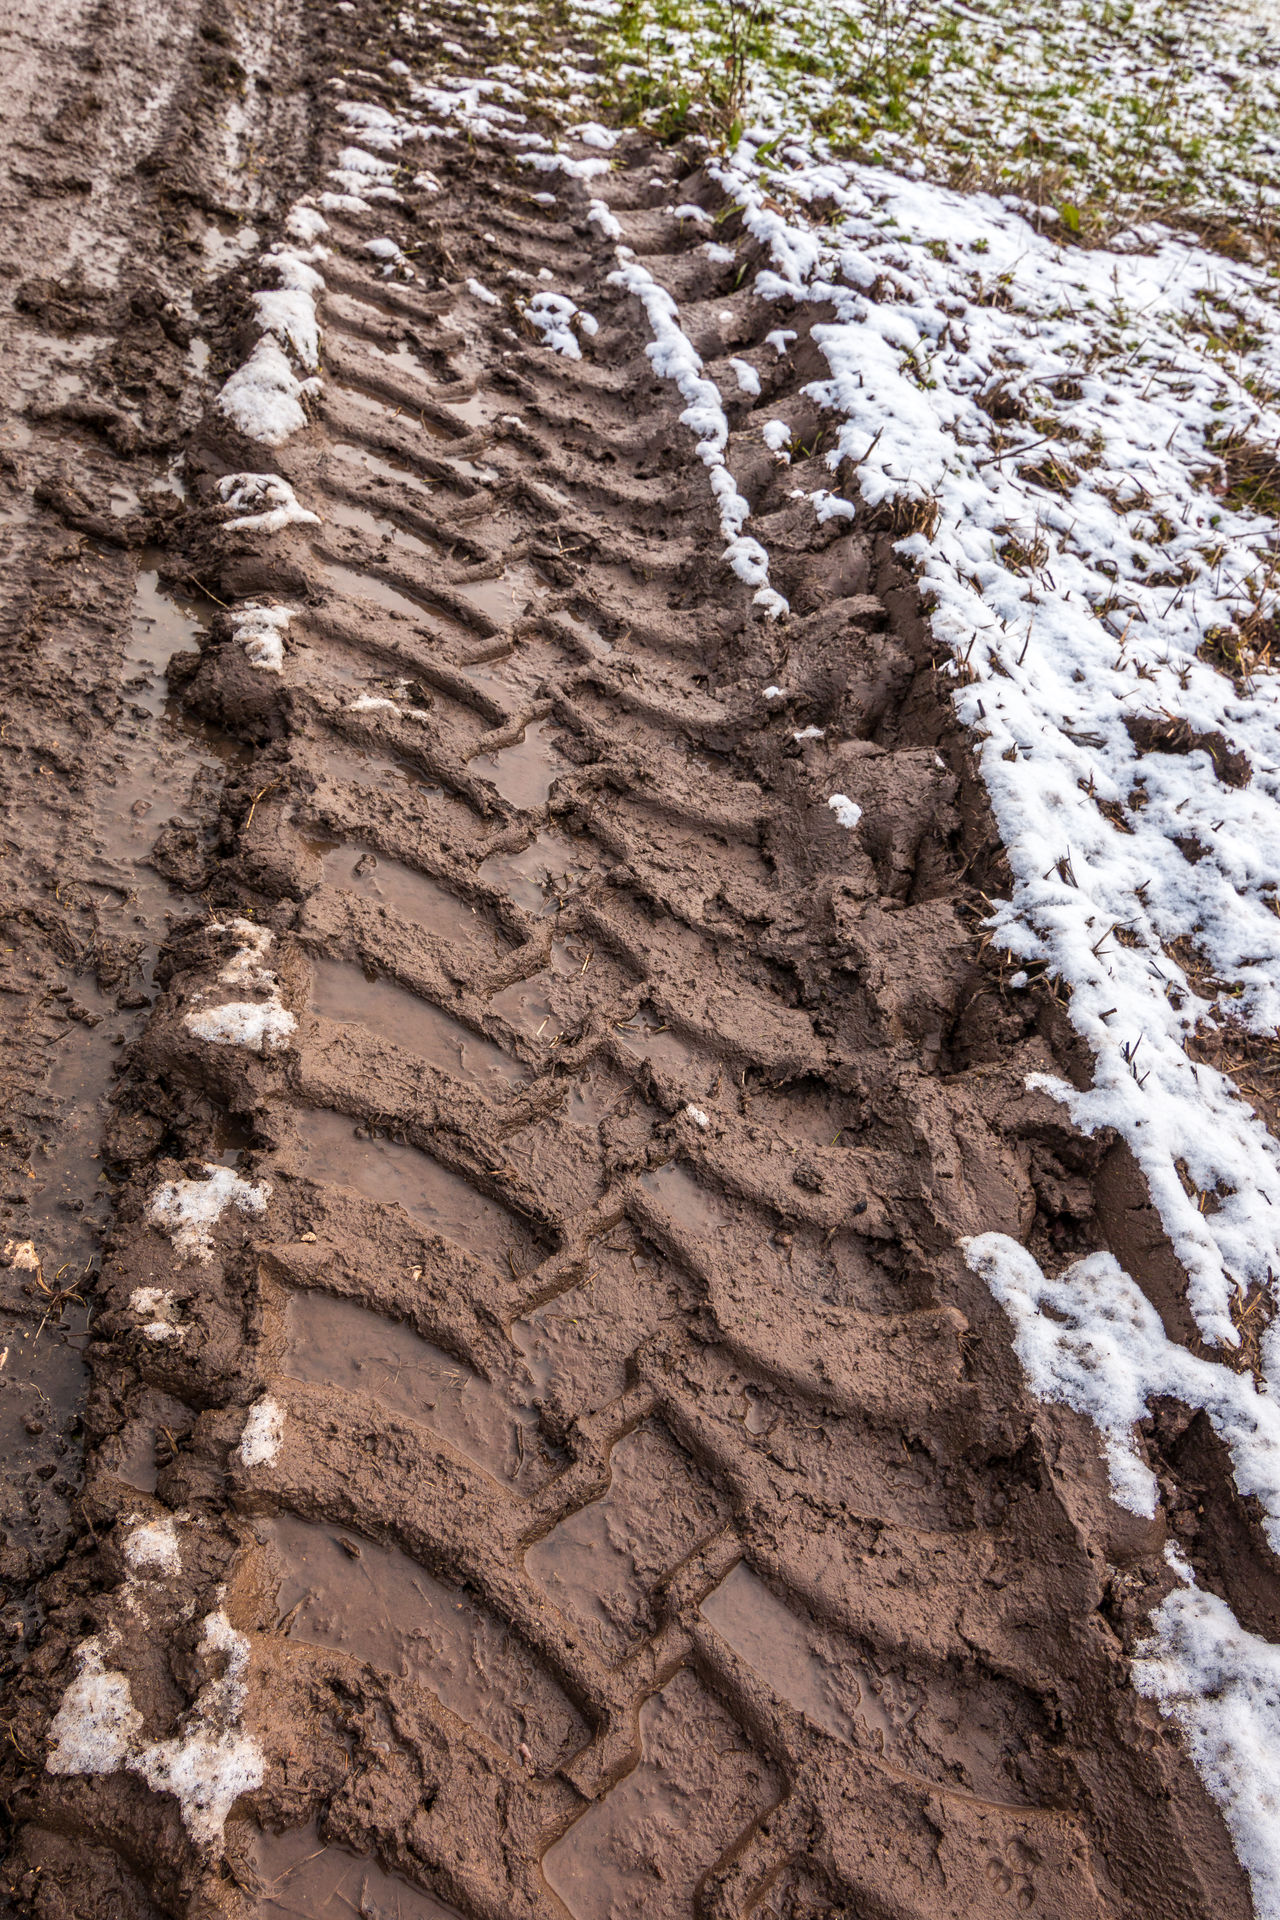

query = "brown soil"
[{"left": 0, "top": 1, "right": 1276, "bottom": 1918}]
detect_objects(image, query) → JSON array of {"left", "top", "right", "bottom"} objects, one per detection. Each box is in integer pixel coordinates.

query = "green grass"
[{"left": 505, "top": 0, "right": 1280, "bottom": 246}]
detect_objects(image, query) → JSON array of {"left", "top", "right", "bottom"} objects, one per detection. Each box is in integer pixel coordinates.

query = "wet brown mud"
[
  {"left": 281, "top": 1290, "right": 553, "bottom": 1486},
  {"left": 309, "top": 842, "right": 496, "bottom": 948},
  {"left": 468, "top": 720, "right": 566, "bottom": 809},
  {"left": 0, "top": 1, "right": 1276, "bottom": 1918},
  {"left": 290, "top": 1108, "right": 531, "bottom": 1253},
  {"left": 250, "top": 1821, "right": 462, "bottom": 1920},
  {"left": 699, "top": 1561, "right": 869, "bottom": 1748},
  {"left": 255, "top": 1513, "right": 585, "bottom": 1767},
  {"left": 307, "top": 958, "right": 526, "bottom": 1090},
  {"left": 0, "top": 546, "right": 242, "bottom": 1602},
  {"left": 542, "top": 1669, "right": 781, "bottom": 1920}
]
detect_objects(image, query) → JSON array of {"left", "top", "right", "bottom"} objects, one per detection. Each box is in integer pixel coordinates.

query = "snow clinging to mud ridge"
[
  {"left": 229, "top": 603, "right": 293, "bottom": 672},
  {"left": 146, "top": 1164, "right": 271, "bottom": 1262},
  {"left": 607, "top": 251, "right": 788, "bottom": 620},
  {"left": 236, "top": 1397, "right": 284, "bottom": 1468},
  {"left": 47, "top": 1613, "right": 263, "bottom": 1847},
  {"left": 520, "top": 287, "right": 598, "bottom": 358},
  {"left": 966, "top": 1235, "right": 1280, "bottom": 1549},
  {"left": 666, "top": 109, "right": 1280, "bottom": 1913},
  {"left": 128, "top": 1287, "right": 184, "bottom": 1345},
  {"left": 968, "top": 1228, "right": 1280, "bottom": 1905},
  {"left": 216, "top": 205, "right": 328, "bottom": 446},
  {"left": 218, "top": 473, "right": 320, "bottom": 534},
  {"left": 123, "top": 1516, "right": 183, "bottom": 1579},
  {"left": 1135, "top": 1573, "right": 1280, "bottom": 1920},
  {"left": 46, "top": 1511, "right": 260, "bottom": 1847},
  {"left": 183, "top": 919, "right": 296, "bottom": 1055}
]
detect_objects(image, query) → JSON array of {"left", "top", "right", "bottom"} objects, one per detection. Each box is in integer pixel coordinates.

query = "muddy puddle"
[
  {"left": 542, "top": 1667, "right": 779, "bottom": 1920},
  {"left": 329, "top": 379, "right": 454, "bottom": 442},
  {"left": 328, "top": 439, "right": 436, "bottom": 495},
  {"left": 486, "top": 939, "right": 603, "bottom": 1044},
  {"left": 99, "top": 1386, "right": 194, "bottom": 1496},
  {"left": 359, "top": 336, "right": 438, "bottom": 387},
  {"left": 305, "top": 736, "right": 442, "bottom": 799},
  {"left": 38, "top": 565, "right": 240, "bottom": 1237},
  {"left": 6, "top": 333, "right": 107, "bottom": 412},
  {"left": 476, "top": 831, "right": 601, "bottom": 916},
  {"left": 257, "top": 1512, "right": 586, "bottom": 1769},
  {"left": 198, "top": 215, "right": 260, "bottom": 276},
  {"left": 316, "top": 556, "right": 472, "bottom": 638},
  {"left": 615, "top": 1010, "right": 703, "bottom": 1079},
  {"left": 453, "top": 561, "right": 548, "bottom": 628},
  {"left": 457, "top": 631, "right": 576, "bottom": 702},
  {"left": 0, "top": 1309, "right": 89, "bottom": 1538},
  {"left": 282, "top": 1289, "right": 550, "bottom": 1485},
  {"left": 326, "top": 496, "right": 446, "bottom": 565},
  {"left": 469, "top": 719, "right": 565, "bottom": 808},
  {"left": 700, "top": 1561, "right": 867, "bottom": 1745},
  {"left": 293, "top": 640, "right": 392, "bottom": 695},
  {"left": 559, "top": 605, "right": 614, "bottom": 655},
  {"left": 640, "top": 1162, "right": 723, "bottom": 1236},
  {"left": 291, "top": 1108, "right": 535, "bottom": 1259},
  {"left": 250, "top": 1820, "right": 460, "bottom": 1919},
  {"left": 488, "top": 973, "right": 561, "bottom": 1043},
  {"left": 309, "top": 957, "right": 526, "bottom": 1091},
  {"left": 526, "top": 1425, "right": 726, "bottom": 1654},
  {"left": 442, "top": 390, "right": 488, "bottom": 431},
  {"left": 556, "top": 1063, "right": 640, "bottom": 1126},
  {"left": 128, "top": 560, "right": 246, "bottom": 748},
  {"left": 309, "top": 840, "right": 496, "bottom": 948}
]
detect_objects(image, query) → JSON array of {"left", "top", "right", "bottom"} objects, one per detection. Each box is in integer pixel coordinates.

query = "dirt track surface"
[{"left": 0, "top": 2, "right": 1275, "bottom": 1917}]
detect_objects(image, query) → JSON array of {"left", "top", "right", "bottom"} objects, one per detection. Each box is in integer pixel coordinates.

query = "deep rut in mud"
[{"left": 1, "top": 3, "right": 1277, "bottom": 1918}]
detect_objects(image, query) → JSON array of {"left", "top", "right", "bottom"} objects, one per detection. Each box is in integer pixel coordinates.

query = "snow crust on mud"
[
  {"left": 217, "top": 472, "right": 320, "bottom": 532},
  {"left": 967, "top": 1234, "right": 1280, "bottom": 1548},
  {"left": 235, "top": 1398, "right": 284, "bottom": 1468},
  {"left": 182, "top": 919, "right": 297, "bottom": 1054},
  {"left": 146, "top": 1165, "right": 271, "bottom": 1261},
  {"left": 217, "top": 213, "right": 329, "bottom": 445},
  {"left": 47, "top": 1519, "right": 261, "bottom": 1848},
  {"left": 228, "top": 602, "right": 293, "bottom": 672},
  {"left": 1135, "top": 1579, "right": 1280, "bottom": 1920},
  {"left": 47, "top": 1611, "right": 263, "bottom": 1848}
]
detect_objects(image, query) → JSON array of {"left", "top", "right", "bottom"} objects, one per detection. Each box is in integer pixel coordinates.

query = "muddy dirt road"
[{"left": 0, "top": 1, "right": 1274, "bottom": 1916}]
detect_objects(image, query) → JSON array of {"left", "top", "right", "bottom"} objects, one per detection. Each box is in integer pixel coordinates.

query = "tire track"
[
  {"left": 4, "top": 5, "right": 1274, "bottom": 1918},
  {"left": 0, "top": 0, "right": 313, "bottom": 1713}
]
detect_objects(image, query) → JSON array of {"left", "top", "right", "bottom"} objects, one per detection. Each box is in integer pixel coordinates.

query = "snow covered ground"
[
  {"left": 708, "top": 154, "right": 1280, "bottom": 1360},
  {"left": 555, "top": 0, "right": 1280, "bottom": 238}
]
